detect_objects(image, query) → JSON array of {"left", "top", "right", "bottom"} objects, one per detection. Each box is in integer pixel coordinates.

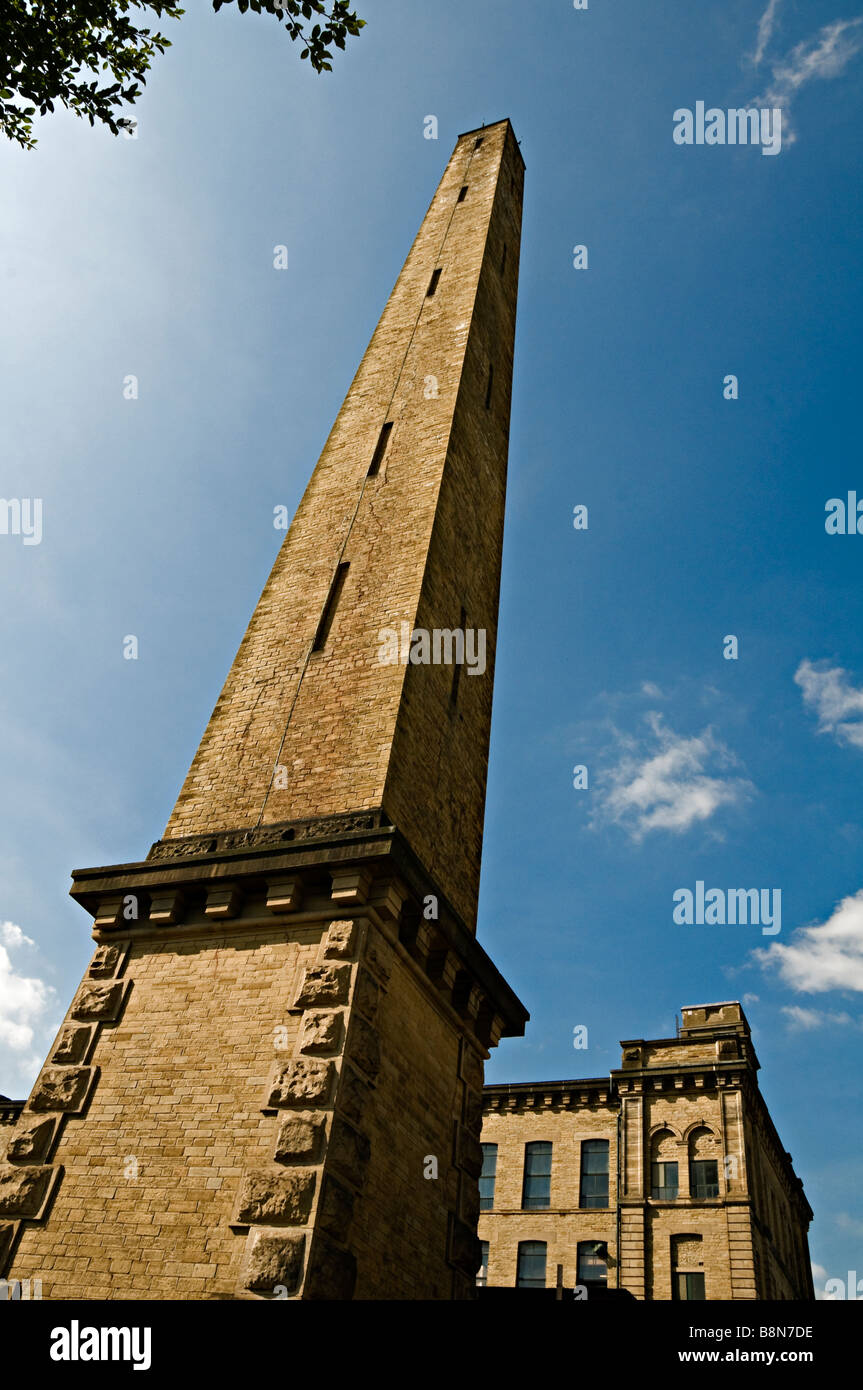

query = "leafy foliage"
[
  {"left": 213, "top": 1, "right": 365, "bottom": 72},
  {"left": 0, "top": 0, "right": 364, "bottom": 150}
]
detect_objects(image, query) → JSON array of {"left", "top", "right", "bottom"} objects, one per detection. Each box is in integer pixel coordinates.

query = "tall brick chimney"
[{"left": 1, "top": 120, "right": 528, "bottom": 1300}]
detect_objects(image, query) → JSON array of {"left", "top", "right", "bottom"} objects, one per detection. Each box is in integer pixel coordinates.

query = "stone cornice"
[{"left": 68, "top": 811, "right": 529, "bottom": 1046}]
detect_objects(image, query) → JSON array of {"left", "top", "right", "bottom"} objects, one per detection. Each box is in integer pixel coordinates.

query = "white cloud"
[
  {"left": 0, "top": 920, "right": 35, "bottom": 950},
  {"left": 795, "top": 658, "right": 863, "bottom": 748},
  {"left": 754, "top": 17, "right": 863, "bottom": 144},
  {"left": 751, "top": 0, "right": 783, "bottom": 66},
  {"left": 837, "top": 1212, "right": 863, "bottom": 1238},
  {"left": 781, "top": 1004, "right": 854, "bottom": 1030},
  {"left": 742, "top": 992, "right": 760, "bottom": 1005},
  {"left": 0, "top": 921, "right": 55, "bottom": 1089},
  {"left": 592, "top": 713, "right": 753, "bottom": 841},
  {"left": 757, "top": 889, "right": 863, "bottom": 993}
]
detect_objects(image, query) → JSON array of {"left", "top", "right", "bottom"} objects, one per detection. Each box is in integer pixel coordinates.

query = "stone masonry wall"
[{"left": 6, "top": 929, "right": 315, "bottom": 1298}]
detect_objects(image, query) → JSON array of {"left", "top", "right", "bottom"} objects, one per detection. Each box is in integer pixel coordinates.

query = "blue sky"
[{"left": 1, "top": 0, "right": 862, "bottom": 1296}]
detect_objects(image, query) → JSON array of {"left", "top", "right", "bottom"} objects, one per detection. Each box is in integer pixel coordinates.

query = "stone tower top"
[{"left": 679, "top": 1001, "right": 750, "bottom": 1035}]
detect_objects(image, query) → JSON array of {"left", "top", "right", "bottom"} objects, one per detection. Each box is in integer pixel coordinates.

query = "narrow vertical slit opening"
[
  {"left": 457, "top": 186, "right": 468, "bottom": 203},
  {"left": 474, "top": 136, "right": 484, "bottom": 150},
  {"left": 312, "top": 562, "right": 350, "bottom": 652},
  {"left": 485, "top": 363, "right": 494, "bottom": 411},
  {"left": 450, "top": 606, "right": 467, "bottom": 710},
  {"left": 367, "top": 422, "right": 393, "bottom": 477},
  {"left": 500, "top": 242, "right": 508, "bottom": 275},
  {"left": 427, "top": 268, "right": 442, "bottom": 297}
]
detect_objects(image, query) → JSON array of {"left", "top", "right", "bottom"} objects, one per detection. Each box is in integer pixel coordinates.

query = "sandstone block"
[
  {"left": 0, "top": 1164, "right": 54, "bottom": 1219},
  {"left": 29, "top": 1067, "right": 94, "bottom": 1114},
  {"left": 328, "top": 1118, "right": 370, "bottom": 1185},
  {"left": 347, "top": 1016, "right": 380, "bottom": 1081},
  {"left": 317, "top": 1175, "right": 355, "bottom": 1241},
  {"left": 71, "top": 981, "right": 125, "bottom": 1021},
  {"left": 6, "top": 1118, "right": 56, "bottom": 1164},
  {"left": 353, "top": 970, "right": 380, "bottom": 1022},
  {"left": 274, "top": 1114, "right": 326, "bottom": 1163},
  {"left": 294, "top": 965, "right": 350, "bottom": 1008},
  {"left": 88, "top": 945, "right": 122, "bottom": 978},
  {"left": 51, "top": 1026, "right": 92, "bottom": 1065},
  {"left": 304, "top": 1236, "right": 356, "bottom": 1300},
  {"left": 323, "top": 920, "right": 356, "bottom": 959},
  {"left": 236, "top": 1169, "right": 315, "bottom": 1225},
  {"left": 336, "top": 1066, "right": 369, "bottom": 1126},
  {"left": 298, "top": 1010, "right": 342, "bottom": 1056},
  {"left": 243, "top": 1229, "right": 305, "bottom": 1293},
  {"left": 268, "top": 1059, "right": 332, "bottom": 1108}
]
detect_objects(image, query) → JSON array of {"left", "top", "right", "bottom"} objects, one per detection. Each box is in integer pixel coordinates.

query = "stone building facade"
[
  {"left": 479, "top": 1002, "right": 813, "bottom": 1300},
  {"left": 0, "top": 120, "right": 528, "bottom": 1300}
]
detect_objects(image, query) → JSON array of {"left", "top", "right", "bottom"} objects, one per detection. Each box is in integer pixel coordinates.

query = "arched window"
[
  {"left": 651, "top": 1129, "right": 679, "bottom": 1200},
  {"left": 516, "top": 1240, "right": 547, "bottom": 1289},
  {"left": 577, "top": 1240, "right": 608, "bottom": 1289},
  {"left": 522, "top": 1141, "right": 552, "bottom": 1210},
  {"left": 688, "top": 1127, "right": 720, "bottom": 1199}
]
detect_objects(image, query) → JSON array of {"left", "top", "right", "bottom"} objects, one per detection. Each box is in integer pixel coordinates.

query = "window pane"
[
  {"left": 479, "top": 1143, "right": 498, "bottom": 1212},
  {"left": 581, "top": 1139, "right": 609, "bottom": 1172},
  {"left": 476, "top": 1240, "right": 489, "bottom": 1287},
  {"left": 522, "top": 1141, "right": 552, "bottom": 1210},
  {"left": 580, "top": 1140, "right": 609, "bottom": 1208},
  {"left": 651, "top": 1161, "right": 679, "bottom": 1200},
  {"left": 577, "top": 1241, "right": 608, "bottom": 1287},
  {"left": 516, "top": 1241, "right": 547, "bottom": 1289},
  {"left": 675, "top": 1272, "right": 706, "bottom": 1300},
  {"left": 690, "top": 1159, "right": 719, "bottom": 1199}
]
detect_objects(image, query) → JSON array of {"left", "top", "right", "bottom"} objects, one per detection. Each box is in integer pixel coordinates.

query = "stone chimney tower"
[{"left": 0, "top": 120, "right": 528, "bottom": 1301}]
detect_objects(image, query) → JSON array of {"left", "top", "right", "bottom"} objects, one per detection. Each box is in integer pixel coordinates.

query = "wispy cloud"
[
  {"left": 753, "top": 16, "right": 863, "bottom": 144},
  {"left": 0, "top": 920, "right": 55, "bottom": 1090},
  {"left": 592, "top": 712, "right": 753, "bottom": 841},
  {"left": 837, "top": 1212, "right": 863, "bottom": 1238},
  {"left": 781, "top": 1004, "right": 855, "bottom": 1030},
  {"left": 795, "top": 658, "right": 863, "bottom": 749},
  {"left": 751, "top": 0, "right": 784, "bottom": 66},
  {"left": 756, "top": 888, "right": 863, "bottom": 993}
]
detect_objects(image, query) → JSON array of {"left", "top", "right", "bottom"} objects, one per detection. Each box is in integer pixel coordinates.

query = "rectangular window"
[
  {"left": 516, "top": 1241, "right": 546, "bottom": 1289},
  {"left": 367, "top": 421, "right": 393, "bottom": 477},
  {"left": 690, "top": 1159, "right": 719, "bottom": 1199},
  {"left": 457, "top": 185, "right": 468, "bottom": 203},
  {"left": 476, "top": 1240, "right": 489, "bottom": 1287},
  {"left": 426, "top": 268, "right": 442, "bottom": 297},
  {"left": 312, "top": 561, "right": 349, "bottom": 652},
  {"left": 579, "top": 1139, "right": 609, "bottom": 1209},
  {"left": 484, "top": 362, "right": 494, "bottom": 410},
  {"left": 651, "top": 1161, "right": 679, "bottom": 1201},
  {"left": 576, "top": 1241, "right": 608, "bottom": 1288},
  {"left": 479, "top": 1143, "right": 497, "bottom": 1212},
  {"left": 674, "top": 1272, "right": 706, "bottom": 1301},
  {"left": 521, "top": 1141, "right": 552, "bottom": 1210},
  {"left": 474, "top": 136, "right": 484, "bottom": 150}
]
